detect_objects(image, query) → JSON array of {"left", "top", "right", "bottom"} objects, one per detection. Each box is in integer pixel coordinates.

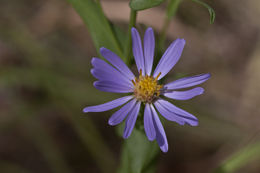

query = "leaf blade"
[
  {"left": 130, "top": 0, "right": 165, "bottom": 11},
  {"left": 66, "top": 0, "right": 123, "bottom": 57},
  {"left": 192, "top": 0, "right": 216, "bottom": 24},
  {"left": 117, "top": 126, "right": 159, "bottom": 173}
]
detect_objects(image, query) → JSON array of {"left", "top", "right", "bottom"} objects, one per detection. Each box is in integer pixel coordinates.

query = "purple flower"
[{"left": 83, "top": 27, "right": 210, "bottom": 152}]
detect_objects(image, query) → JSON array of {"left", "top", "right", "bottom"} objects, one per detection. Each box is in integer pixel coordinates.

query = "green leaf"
[
  {"left": 192, "top": 0, "right": 215, "bottom": 24},
  {"left": 166, "top": 0, "right": 182, "bottom": 19},
  {"left": 66, "top": 0, "right": 123, "bottom": 57},
  {"left": 130, "top": 0, "right": 165, "bottom": 11},
  {"left": 117, "top": 127, "right": 159, "bottom": 173},
  {"left": 110, "top": 24, "right": 127, "bottom": 53}
]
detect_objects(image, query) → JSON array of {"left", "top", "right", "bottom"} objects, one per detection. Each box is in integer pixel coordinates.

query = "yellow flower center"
[{"left": 132, "top": 70, "right": 163, "bottom": 103}]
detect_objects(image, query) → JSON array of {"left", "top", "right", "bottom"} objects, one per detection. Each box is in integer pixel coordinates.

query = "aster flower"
[{"left": 83, "top": 27, "right": 210, "bottom": 152}]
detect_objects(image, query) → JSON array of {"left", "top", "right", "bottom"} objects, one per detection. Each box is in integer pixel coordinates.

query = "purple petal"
[
  {"left": 156, "top": 99, "right": 198, "bottom": 126},
  {"left": 154, "top": 101, "right": 185, "bottom": 125},
  {"left": 165, "top": 73, "right": 211, "bottom": 90},
  {"left": 100, "top": 47, "right": 135, "bottom": 80},
  {"left": 108, "top": 99, "right": 137, "bottom": 126},
  {"left": 83, "top": 96, "right": 133, "bottom": 113},
  {"left": 143, "top": 27, "right": 155, "bottom": 75},
  {"left": 91, "top": 68, "right": 132, "bottom": 87},
  {"left": 150, "top": 104, "right": 168, "bottom": 153},
  {"left": 153, "top": 39, "right": 185, "bottom": 80},
  {"left": 144, "top": 103, "right": 156, "bottom": 141},
  {"left": 123, "top": 101, "right": 141, "bottom": 139},
  {"left": 131, "top": 27, "right": 145, "bottom": 75},
  {"left": 164, "top": 87, "right": 204, "bottom": 100},
  {"left": 94, "top": 81, "right": 133, "bottom": 93},
  {"left": 91, "top": 58, "right": 132, "bottom": 86}
]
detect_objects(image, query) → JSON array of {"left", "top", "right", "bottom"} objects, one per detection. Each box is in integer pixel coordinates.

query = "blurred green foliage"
[{"left": 1, "top": 0, "right": 260, "bottom": 173}]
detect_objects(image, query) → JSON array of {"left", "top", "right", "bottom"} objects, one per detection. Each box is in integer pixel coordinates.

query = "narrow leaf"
[
  {"left": 192, "top": 0, "right": 215, "bottom": 24},
  {"left": 110, "top": 24, "right": 127, "bottom": 54},
  {"left": 214, "top": 142, "right": 260, "bottom": 173},
  {"left": 66, "top": 0, "right": 123, "bottom": 57},
  {"left": 130, "top": 0, "right": 165, "bottom": 11}
]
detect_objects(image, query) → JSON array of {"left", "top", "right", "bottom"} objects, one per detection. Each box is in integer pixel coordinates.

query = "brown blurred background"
[{"left": 1, "top": 0, "right": 260, "bottom": 172}]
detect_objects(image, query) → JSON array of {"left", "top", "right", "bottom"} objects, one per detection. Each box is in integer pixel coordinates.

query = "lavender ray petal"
[
  {"left": 144, "top": 103, "right": 156, "bottom": 141},
  {"left": 156, "top": 99, "right": 198, "bottom": 126},
  {"left": 150, "top": 104, "right": 168, "bottom": 153},
  {"left": 100, "top": 47, "right": 135, "bottom": 80},
  {"left": 154, "top": 101, "right": 185, "bottom": 125},
  {"left": 164, "top": 87, "right": 204, "bottom": 100},
  {"left": 108, "top": 99, "right": 137, "bottom": 126},
  {"left": 83, "top": 96, "right": 133, "bottom": 113},
  {"left": 123, "top": 101, "right": 141, "bottom": 139},
  {"left": 91, "top": 58, "right": 132, "bottom": 86},
  {"left": 91, "top": 68, "right": 133, "bottom": 87},
  {"left": 143, "top": 27, "right": 155, "bottom": 76},
  {"left": 94, "top": 81, "right": 133, "bottom": 93},
  {"left": 153, "top": 39, "right": 185, "bottom": 80},
  {"left": 131, "top": 27, "right": 145, "bottom": 75},
  {"left": 165, "top": 73, "right": 211, "bottom": 90}
]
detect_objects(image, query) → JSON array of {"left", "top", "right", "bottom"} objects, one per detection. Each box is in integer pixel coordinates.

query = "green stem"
[
  {"left": 124, "top": 9, "right": 137, "bottom": 65},
  {"left": 159, "top": 0, "right": 181, "bottom": 50},
  {"left": 158, "top": 17, "right": 170, "bottom": 50}
]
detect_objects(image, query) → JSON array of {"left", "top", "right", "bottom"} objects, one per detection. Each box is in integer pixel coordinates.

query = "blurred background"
[{"left": 1, "top": 0, "right": 260, "bottom": 172}]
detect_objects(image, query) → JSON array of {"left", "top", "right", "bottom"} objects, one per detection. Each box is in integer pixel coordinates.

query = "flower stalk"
[{"left": 159, "top": 0, "right": 182, "bottom": 50}]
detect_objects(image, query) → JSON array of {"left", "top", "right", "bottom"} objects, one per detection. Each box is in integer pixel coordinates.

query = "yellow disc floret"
[{"left": 132, "top": 70, "right": 163, "bottom": 103}]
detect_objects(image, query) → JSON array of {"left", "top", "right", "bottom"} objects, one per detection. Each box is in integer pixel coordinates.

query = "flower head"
[
  {"left": 132, "top": 70, "right": 162, "bottom": 103},
  {"left": 83, "top": 27, "right": 210, "bottom": 152}
]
